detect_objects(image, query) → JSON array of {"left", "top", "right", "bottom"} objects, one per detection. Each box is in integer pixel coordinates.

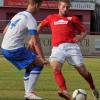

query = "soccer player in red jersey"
[{"left": 37, "top": 0, "right": 99, "bottom": 100}]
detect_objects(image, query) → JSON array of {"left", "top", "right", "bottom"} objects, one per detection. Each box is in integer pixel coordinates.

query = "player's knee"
[
  {"left": 51, "top": 63, "right": 62, "bottom": 71},
  {"left": 50, "top": 61, "right": 62, "bottom": 71},
  {"left": 76, "top": 64, "right": 88, "bottom": 75},
  {"left": 26, "top": 66, "right": 32, "bottom": 73},
  {"left": 26, "top": 65, "right": 43, "bottom": 73},
  {"left": 53, "top": 66, "right": 61, "bottom": 72},
  {"left": 53, "top": 67, "right": 62, "bottom": 75}
]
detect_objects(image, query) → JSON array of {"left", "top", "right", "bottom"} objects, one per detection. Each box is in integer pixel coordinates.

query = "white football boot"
[{"left": 24, "top": 92, "right": 43, "bottom": 100}]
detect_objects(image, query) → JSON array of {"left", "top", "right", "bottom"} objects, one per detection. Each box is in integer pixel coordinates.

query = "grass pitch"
[{"left": 0, "top": 57, "right": 100, "bottom": 100}]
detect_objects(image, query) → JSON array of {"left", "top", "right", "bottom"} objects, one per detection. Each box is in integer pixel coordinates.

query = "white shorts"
[{"left": 49, "top": 43, "right": 84, "bottom": 66}]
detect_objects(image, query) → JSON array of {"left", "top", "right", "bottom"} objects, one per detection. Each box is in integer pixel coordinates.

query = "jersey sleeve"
[
  {"left": 27, "top": 17, "right": 38, "bottom": 35},
  {"left": 41, "top": 15, "right": 51, "bottom": 27},
  {"left": 72, "top": 16, "right": 86, "bottom": 33}
]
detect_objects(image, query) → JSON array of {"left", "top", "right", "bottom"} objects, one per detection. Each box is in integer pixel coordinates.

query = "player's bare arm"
[
  {"left": 3, "top": 25, "right": 8, "bottom": 34},
  {"left": 74, "top": 32, "right": 87, "bottom": 42},
  {"left": 79, "top": 32, "right": 87, "bottom": 41},
  {"left": 28, "top": 34, "right": 44, "bottom": 59},
  {"left": 37, "top": 23, "right": 44, "bottom": 32},
  {"left": 28, "top": 34, "right": 48, "bottom": 65}
]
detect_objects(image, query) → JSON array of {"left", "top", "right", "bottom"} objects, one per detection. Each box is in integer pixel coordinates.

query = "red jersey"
[{"left": 41, "top": 14, "right": 86, "bottom": 46}]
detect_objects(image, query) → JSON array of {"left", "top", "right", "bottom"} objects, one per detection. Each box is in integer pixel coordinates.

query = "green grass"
[{"left": 0, "top": 57, "right": 100, "bottom": 100}]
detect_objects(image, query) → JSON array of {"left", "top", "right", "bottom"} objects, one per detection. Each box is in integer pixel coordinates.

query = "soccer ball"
[{"left": 72, "top": 89, "right": 87, "bottom": 100}]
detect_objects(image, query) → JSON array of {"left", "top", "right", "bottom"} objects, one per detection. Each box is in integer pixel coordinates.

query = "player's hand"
[
  {"left": 73, "top": 36, "right": 82, "bottom": 42},
  {"left": 41, "top": 58, "right": 49, "bottom": 66}
]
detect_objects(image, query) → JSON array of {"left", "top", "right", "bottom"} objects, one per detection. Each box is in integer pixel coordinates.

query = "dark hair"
[
  {"left": 59, "top": 0, "right": 71, "bottom": 5},
  {"left": 33, "top": 0, "right": 43, "bottom": 4},
  {"left": 29, "top": 0, "right": 43, "bottom": 4}
]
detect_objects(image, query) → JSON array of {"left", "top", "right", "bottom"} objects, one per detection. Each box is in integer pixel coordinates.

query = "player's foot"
[
  {"left": 58, "top": 91, "right": 71, "bottom": 100},
  {"left": 93, "top": 89, "right": 99, "bottom": 100},
  {"left": 24, "top": 92, "right": 43, "bottom": 100}
]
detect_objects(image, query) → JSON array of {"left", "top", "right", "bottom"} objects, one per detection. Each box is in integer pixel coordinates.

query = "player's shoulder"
[
  {"left": 20, "top": 11, "right": 36, "bottom": 22},
  {"left": 18, "top": 11, "right": 30, "bottom": 18},
  {"left": 11, "top": 11, "right": 28, "bottom": 21},
  {"left": 72, "top": 16, "right": 79, "bottom": 21}
]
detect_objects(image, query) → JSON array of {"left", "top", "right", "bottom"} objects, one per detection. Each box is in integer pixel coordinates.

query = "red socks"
[
  {"left": 53, "top": 69, "right": 95, "bottom": 92},
  {"left": 85, "top": 72, "right": 95, "bottom": 90},
  {"left": 54, "top": 70, "right": 67, "bottom": 91}
]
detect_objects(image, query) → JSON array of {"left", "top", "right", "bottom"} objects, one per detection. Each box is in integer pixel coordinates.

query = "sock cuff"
[
  {"left": 24, "top": 72, "right": 30, "bottom": 80},
  {"left": 30, "top": 65, "right": 43, "bottom": 74}
]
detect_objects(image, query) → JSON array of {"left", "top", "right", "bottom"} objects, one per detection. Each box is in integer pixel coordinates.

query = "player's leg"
[
  {"left": 26, "top": 64, "right": 43, "bottom": 93},
  {"left": 14, "top": 48, "right": 44, "bottom": 98},
  {"left": 23, "top": 54, "right": 44, "bottom": 99},
  {"left": 50, "top": 47, "right": 71, "bottom": 100},
  {"left": 24, "top": 64, "right": 43, "bottom": 100},
  {"left": 24, "top": 68, "right": 30, "bottom": 95},
  {"left": 75, "top": 64, "right": 95, "bottom": 90},
  {"left": 67, "top": 45, "right": 99, "bottom": 100},
  {"left": 50, "top": 61, "right": 67, "bottom": 91},
  {"left": 24, "top": 64, "right": 41, "bottom": 95},
  {"left": 2, "top": 47, "right": 44, "bottom": 99},
  {"left": 50, "top": 61, "right": 71, "bottom": 100},
  {"left": 75, "top": 64, "right": 99, "bottom": 100}
]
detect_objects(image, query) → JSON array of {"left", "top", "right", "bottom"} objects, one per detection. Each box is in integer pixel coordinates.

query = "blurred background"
[{"left": 0, "top": 0, "right": 100, "bottom": 56}]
